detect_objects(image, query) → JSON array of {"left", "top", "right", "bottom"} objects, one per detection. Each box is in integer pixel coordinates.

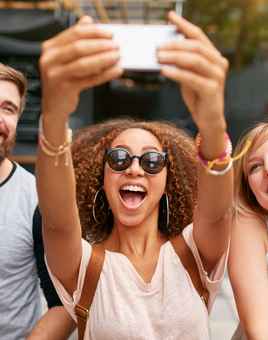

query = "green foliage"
[{"left": 183, "top": 0, "right": 268, "bottom": 69}]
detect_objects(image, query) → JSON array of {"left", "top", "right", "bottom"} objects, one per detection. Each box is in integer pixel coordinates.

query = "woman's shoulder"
[
  {"left": 233, "top": 212, "right": 268, "bottom": 250},
  {"left": 234, "top": 211, "right": 267, "bottom": 232}
]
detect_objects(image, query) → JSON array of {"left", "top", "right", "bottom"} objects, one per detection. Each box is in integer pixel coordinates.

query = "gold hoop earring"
[{"left": 92, "top": 188, "right": 110, "bottom": 225}]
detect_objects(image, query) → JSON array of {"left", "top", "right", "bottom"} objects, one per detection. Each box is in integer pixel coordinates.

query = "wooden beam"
[
  {"left": 0, "top": 1, "right": 58, "bottom": 10},
  {"left": 119, "top": 0, "right": 128, "bottom": 23},
  {"left": 10, "top": 154, "right": 36, "bottom": 165},
  {"left": 92, "top": 0, "right": 110, "bottom": 22}
]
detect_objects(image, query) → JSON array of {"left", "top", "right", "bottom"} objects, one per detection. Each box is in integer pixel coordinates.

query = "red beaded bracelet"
[{"left": 195, "top": 132, "right": 233, "bottom": 170}]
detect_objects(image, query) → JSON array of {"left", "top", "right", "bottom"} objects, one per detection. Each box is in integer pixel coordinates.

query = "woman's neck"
[{"left": 105, "top": 212, "right": 167, "bottom": 257}]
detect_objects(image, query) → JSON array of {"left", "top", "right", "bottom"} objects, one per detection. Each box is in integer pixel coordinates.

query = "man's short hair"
[{"left": 0, "top": 63, "right": 27, "bottom": 115}]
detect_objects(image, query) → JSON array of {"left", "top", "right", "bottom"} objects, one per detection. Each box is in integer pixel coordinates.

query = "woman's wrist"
[
  {"left": 198, "top": 126, "right": 227, "bottom": 159},
  {"left": 196, "top": 130, "right": 232, "bottom": 176},
  {"left": 41, "top": 109, "right": 69, "bottom": 124},
  {"left": 197, "top": 117, "right": 227, "bottom": 139},
  {"left": 39, "top": 114, "right": 72, "bottom": 166},
  {"left": 41, "top": 113, "right": 69, "bottom": 136}
]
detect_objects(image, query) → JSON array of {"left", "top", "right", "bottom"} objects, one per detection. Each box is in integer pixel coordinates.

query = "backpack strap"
[
  {"left": 170, "top": 235, "right": 209, "bottom": 308},
  {"left": 75, "top": 244, "right": 105, "bottom": 340}
]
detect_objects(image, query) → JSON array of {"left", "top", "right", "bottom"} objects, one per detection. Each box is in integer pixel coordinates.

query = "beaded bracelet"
[
  {"left": 196, "top": 132, "right": 232, "bottom": 170},
  {"left": 205, "top": 159, "right": 233, "bottom": 176},
  {"left": 38, "top": 115, "right": 72, "bottom": 166},
  {"left": 195, "top": 132, "right": 252, "bottom": 176}
]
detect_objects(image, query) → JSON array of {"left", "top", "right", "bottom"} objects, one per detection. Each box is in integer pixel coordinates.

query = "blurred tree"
[{"left": 183, "top": 0, "right": 268, "bottom": 69}]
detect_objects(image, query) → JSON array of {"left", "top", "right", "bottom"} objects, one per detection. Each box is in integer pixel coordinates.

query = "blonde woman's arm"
[
  {"left": 37, "top": 16, "right": 122, "bottom": 294},
  {"left": 229, "top": 214, "right": 268, "bottom": 340}
]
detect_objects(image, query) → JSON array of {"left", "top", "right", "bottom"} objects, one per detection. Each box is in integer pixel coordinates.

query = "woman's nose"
[{"left": 125, "top": 158, "right": 144, "bottom": 176}]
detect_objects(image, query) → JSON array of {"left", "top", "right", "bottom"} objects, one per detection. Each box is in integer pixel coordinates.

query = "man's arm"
[
  {"left": 32, "top": 207, "right": 62, "bottom": 307},
  {"left": 27, "top": 306, "right": 76, "bottom": 340},
  {"left": 31, "top": 207, "right": 76, "bottom": 339}
]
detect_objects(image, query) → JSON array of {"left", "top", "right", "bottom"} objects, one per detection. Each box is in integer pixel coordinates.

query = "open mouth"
[{"left": 119, "top": 184, "right": 147, "bottom": 209}]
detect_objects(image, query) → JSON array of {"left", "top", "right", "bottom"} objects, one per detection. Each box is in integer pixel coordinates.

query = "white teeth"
[{"left": 121, "top": 184, "right": 146, "bottom": 192}]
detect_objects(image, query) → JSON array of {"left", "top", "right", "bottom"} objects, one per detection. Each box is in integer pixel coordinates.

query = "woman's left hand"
[{"left": 157, "top": 11, "right": 229, "bottom": 133}]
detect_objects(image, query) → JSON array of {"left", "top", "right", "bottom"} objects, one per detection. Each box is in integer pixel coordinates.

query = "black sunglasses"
[{"left": 105, "top": 148, "right": 168, "bottom": 175}]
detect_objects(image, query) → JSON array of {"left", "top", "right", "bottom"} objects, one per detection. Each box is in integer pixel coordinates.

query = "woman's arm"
[
  {"left": 158, "top": 12, "right": 232, "bottom": 272},
  {"left": 193, "top": 127, "right": 233, "bottom": 273},
  {"left": 37, "top": 16, "right": 122, "bottom": 294},
  {"left": 229, "top": 214, "right": 268, "bottom": 340}
]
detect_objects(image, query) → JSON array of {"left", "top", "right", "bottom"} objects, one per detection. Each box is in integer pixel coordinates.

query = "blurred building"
[{"left": 0, "top": 2, "right": 267, "bottom": 338}]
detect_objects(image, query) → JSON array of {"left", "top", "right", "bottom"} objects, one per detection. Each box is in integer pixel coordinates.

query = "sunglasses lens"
[
  {"left": 107, "top": 149, "right": 131, "bottom": 171},
  {"left": 141, "top": 152, "right": 166, "bottom": 174}
]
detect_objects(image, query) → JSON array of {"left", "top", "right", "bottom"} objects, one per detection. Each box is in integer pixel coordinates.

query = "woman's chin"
[
  {"left": 115, "top": 214, "right": 146, "bottom": 229},
  {"left": 256, "top": 193, "right": 268, "bottom": 211}
]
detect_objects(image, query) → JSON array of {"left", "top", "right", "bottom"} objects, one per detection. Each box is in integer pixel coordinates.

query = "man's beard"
[{"left": 0, "top": 135, "right": 16, "bottom": 165}]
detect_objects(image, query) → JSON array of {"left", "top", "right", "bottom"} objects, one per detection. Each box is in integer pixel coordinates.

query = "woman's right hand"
[{"left": 39, "top": 16, "right": 122, "bottom": 120}]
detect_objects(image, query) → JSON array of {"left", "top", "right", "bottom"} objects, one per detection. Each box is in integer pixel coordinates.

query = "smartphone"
[{"left": 97, "top": 24, "right": 183, "bottom": 72}]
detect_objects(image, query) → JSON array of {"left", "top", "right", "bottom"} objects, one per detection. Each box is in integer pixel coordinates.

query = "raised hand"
[
  {"left": 39, "top": 16, "right": 123, "bottom": 119},
  {"left": 157, "top": 11, "right": 229, "bottom": 133}
]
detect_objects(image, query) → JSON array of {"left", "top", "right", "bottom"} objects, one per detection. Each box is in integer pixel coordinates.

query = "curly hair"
[{"left": 72, "top": 119, "right": 197, "bottom": 243}]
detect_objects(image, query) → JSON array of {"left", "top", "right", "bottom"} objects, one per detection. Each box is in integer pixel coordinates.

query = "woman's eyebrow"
[
  {"left": 113, "top": 144, "right": 130, "bottom": 151},
  {"left": 247, "top": 156, "right": 261, "bottom": 164},
  {"left": 141, "top": 146, "right": 161, "bottom": 151},
  {"left": 113, "top": 145, "right": 161, "bottom": 152}
]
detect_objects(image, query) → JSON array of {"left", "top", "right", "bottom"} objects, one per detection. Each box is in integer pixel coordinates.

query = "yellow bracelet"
[
  {"left": 195, "top": 132, "right": 232, "bottom": 170},
  {"left": 39, "top": 136, "right": 71, "bottom": 166},
  {"left": 196, "top": 133, "right": 252, "bottom": 172},
  {"left": 205, "top": 159, "right": 233, "bottom": 176}
]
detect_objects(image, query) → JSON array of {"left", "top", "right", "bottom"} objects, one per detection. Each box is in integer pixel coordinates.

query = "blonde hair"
[
  {"left": 234, "top": 122, "right": 268, "bottom": 219},
  {"left": 0, "top": 63, "right": 27, "bottom": 114}
]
